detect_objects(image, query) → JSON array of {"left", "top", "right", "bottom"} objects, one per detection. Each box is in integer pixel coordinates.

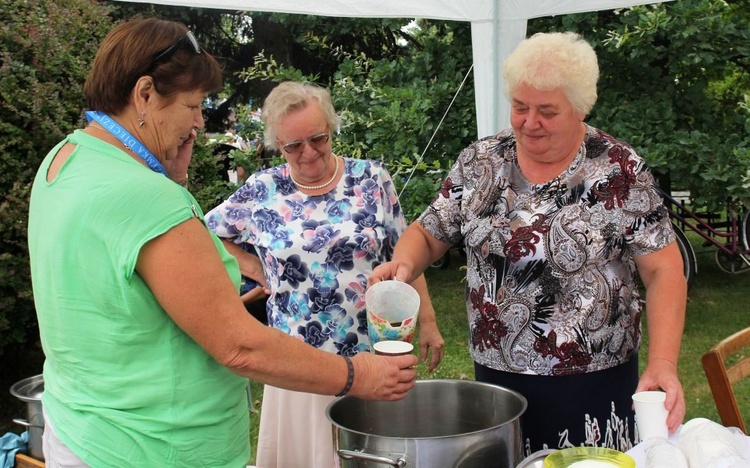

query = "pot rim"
[
  {"left": 10, "top": 374, "right": 44, "bottom": 403},
  {"left": 326, "top": 378, "right": 527, "bottom": 440},
  {"left": 516, "top": 448, "right": 557, "bottom": 467}
]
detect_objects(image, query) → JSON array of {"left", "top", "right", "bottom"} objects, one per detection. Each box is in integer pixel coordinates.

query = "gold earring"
[{"left": 138, "top": 112, "right": 145, "bottom": 128}]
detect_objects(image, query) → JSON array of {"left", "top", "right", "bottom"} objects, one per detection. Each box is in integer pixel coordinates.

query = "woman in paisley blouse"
[
  {"left": 206, "top": 81, "right": 444, "bottom": 467},
  {"left": 371, "top": 32, "right": 687, "bottom": 454}
]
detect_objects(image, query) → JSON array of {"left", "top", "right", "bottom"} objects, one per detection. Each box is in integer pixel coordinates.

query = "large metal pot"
[
  {"left": 10, "top": 374, "right": 45, "bottom": 461},
  {"left": 326, "top": 379, "right": 527, "bottom": 467}
]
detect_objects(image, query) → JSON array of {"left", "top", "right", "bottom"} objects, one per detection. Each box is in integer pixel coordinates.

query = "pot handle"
[
  {"left": 13, "top": 418, "right": 44, "bottom": 429},
  {"left": 337, "top": 449, "right": 406, "bottom": 467}
]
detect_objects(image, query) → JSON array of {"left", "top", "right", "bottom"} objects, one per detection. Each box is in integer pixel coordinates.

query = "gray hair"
[
  {"left": 261, "top": 81, "right": 341, "bottom": 150},
  {"left": 503, "top": 32, "right": 599, "bottom": 115}
]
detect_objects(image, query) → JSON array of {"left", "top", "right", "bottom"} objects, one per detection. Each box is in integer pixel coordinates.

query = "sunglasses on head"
[
  {"left": 145, "top": 31, "right": 201, "bottom": 72},
  {"left": 279, "top": 132, "right": 331, "bottom": 154}
]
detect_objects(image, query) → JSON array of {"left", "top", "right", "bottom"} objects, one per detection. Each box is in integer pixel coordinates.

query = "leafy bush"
[
  {"left": 187, "top": 136, "right": 241, "bottom": 212},
  {"left": 532, "top": 1, "right": 750, "bottom": 212},
  {"left": 0, "top": 0, "right": 115, "bottom": 356}
]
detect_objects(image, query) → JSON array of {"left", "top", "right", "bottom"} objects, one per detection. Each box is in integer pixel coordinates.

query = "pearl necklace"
[{"left": 289, "top": 156, "right": 340, "bottom": 190}]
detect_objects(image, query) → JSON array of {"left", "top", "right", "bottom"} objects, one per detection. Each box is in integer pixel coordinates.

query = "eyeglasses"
[
  {"left": 278, "top": 132, "right": 331, "bottom": 154},
  {"left": 145, "top": 31, "right": 201, "bottom": 72}
]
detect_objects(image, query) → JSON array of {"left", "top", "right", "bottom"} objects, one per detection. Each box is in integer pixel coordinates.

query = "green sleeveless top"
[{"left": 28, "top": 130, "right": 250, "bottom": 467}]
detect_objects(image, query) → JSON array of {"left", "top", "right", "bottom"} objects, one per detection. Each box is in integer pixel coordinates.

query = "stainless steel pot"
[
  {"left": 326, "top": 379, "right": 527, "bottom": 467},
  {"left": 10, "top": 374, "right": 45, "bottom": 461}
]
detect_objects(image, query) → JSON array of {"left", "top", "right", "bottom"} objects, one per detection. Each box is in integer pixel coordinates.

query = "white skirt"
[
  {"left": 255, "top": 385, "right": 339, "bottom": 468},
  {"left": 43, "top": 409, "right": 90, "bottom": 468}
]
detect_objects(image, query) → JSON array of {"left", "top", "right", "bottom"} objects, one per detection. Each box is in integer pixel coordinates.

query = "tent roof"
[{"left": 116, "top": 0, "right": 673, "bottom": 138}]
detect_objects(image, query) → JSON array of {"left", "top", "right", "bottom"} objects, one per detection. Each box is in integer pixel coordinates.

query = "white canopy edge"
[{"left": 115, "top": 0, "right": 673, "bottom": 138}]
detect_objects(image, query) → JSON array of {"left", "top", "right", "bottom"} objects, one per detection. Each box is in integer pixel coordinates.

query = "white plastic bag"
[
  {"left": 677, "top": 418, "right": 750, "bottom": 468},
  {"left": 645, "top": 438, "right": 689, "bottom": 468}
]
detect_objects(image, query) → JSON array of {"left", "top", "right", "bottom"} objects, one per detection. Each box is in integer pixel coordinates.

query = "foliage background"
[
  {"left": 0, "top": 0, "right": 115, "bottom": 357},
  {"left": 539, "top": 1, "right": 750, "bottom": 210}
]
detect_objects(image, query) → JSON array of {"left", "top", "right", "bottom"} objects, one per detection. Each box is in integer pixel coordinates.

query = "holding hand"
[
  {"left": 349, "top": 352, "right": 418, "bottom": 400},
  {"left": 636, "top": 358, "right": 686, "bottom": 433},
  {"left": 163, "top": 128, "right": 196, "bottom": 185},
  {"left": 418, "top": 318, "right": 444, "bottom": 372},
  {"left": 369, "top": 261, "right": 417, "bottom": 286}
]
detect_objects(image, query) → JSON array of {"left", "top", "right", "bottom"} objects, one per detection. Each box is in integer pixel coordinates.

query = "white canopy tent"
[{"left": 117, "top": 0, "right": 672, "bottom": 138}]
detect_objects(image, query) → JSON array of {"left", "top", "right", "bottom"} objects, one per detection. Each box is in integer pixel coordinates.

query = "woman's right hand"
[
  {"left": 348, "top": 352, "right": 418, "bottom": 400},
  {"left": 369, "top": 261, "right": 416, "bottom": 286}
]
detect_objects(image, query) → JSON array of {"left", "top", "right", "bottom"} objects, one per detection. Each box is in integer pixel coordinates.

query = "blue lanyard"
[{"left": 85, "top": 111, "right": 168, "bottom": 177}]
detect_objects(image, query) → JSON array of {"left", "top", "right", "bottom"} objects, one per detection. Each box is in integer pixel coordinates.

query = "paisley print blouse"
[
  {"left": 205, "top": 158, "right": 406, "bottom": 356},
  {"left": 418, "top": 125, "right": 675, "bottom": 376}
]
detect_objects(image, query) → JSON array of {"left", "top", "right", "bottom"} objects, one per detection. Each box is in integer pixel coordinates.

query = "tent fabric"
[{"left": 116, "top": 0, "right": 672, "bottom": 138}]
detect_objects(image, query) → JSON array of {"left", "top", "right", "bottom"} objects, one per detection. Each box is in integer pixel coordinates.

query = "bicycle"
[{"left": 658, "top": 187, "right": 750, "bottom": 289}]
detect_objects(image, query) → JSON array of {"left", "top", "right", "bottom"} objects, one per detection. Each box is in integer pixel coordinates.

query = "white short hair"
[{"left": 503, "top": 32, "right": 599, "bottom": 115}]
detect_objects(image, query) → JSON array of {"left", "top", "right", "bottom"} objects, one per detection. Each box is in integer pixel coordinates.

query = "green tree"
[
  {"left": 331, "top": 20, "right": 476, "bottom": 220},
  {"left": 105, "top": 2, "right": 416, "bottom": 132},
  {"left": 0, "top": 0, "right": 115, "bottom": 355},
  {"left": 531, "top": 0, "right": 750, "bottom": 211},
  {"left": 232, "top": 19, "right": 477, "bottom": 220}
]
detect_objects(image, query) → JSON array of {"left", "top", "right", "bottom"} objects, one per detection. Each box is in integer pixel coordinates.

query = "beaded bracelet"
[{"left": 336, "top": 355, "right": 354, "bottom": 397}]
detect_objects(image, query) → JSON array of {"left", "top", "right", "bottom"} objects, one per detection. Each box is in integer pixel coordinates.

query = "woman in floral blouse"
[
  {"left": 206, "top": 81, "right": 444, "bottom": 467},
  {"left": 371, "top": 32, "right": 686, "bottom": 455}
]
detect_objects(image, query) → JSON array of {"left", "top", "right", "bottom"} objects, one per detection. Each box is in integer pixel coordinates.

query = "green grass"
[
  {"left": 672, "top": 234, "right": 750, "bottom": 424},
  {"left": 246, "top": 240, "right": 750, "bottom": 464}
]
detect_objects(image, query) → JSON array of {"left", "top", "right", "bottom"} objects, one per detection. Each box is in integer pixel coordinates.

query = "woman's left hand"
[
  {"left": 636, "top": 358, "right": 686, "bottom": 432},
  {"left": 634, "top": 243, "right": 687, "bottom": 433},
  {"left": 418, "top": 318, "right": 445, "bottom": 372},
  {"left": 164, "top": 128, "right": 196, "bottom": 185}
]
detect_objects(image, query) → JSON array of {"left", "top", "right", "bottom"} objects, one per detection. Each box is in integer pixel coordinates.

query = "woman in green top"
[{"left": 27, "top": 18, "right": 417, "bottom": 467}]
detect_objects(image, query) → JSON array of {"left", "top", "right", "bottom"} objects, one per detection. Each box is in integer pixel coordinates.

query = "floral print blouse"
[
  {"left": 205, "top": 158, "right": 406, "bottom": 356},
  {"left": 418, "top": 125, "right": 675, "bottom": 376}
]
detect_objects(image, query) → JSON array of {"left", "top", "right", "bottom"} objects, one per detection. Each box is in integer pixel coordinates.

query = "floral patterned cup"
[{"left": 365, "top": 280, "right": 420, "bottom": 345}]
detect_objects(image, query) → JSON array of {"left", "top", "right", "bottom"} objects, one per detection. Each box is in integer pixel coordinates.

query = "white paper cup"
[
  {"left": 633, "top": 391, "right": 669, "bottom": 442},
  {"left": 372, "top": 340, "right": 414, "bottom": 356},
  {"left": 365, "top": 280, "right": 420, "bottom": 344}
]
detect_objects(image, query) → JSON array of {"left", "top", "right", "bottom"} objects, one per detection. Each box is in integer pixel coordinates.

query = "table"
[{"left": 14, "top": 453, "right": 45, "bottom": 468}]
